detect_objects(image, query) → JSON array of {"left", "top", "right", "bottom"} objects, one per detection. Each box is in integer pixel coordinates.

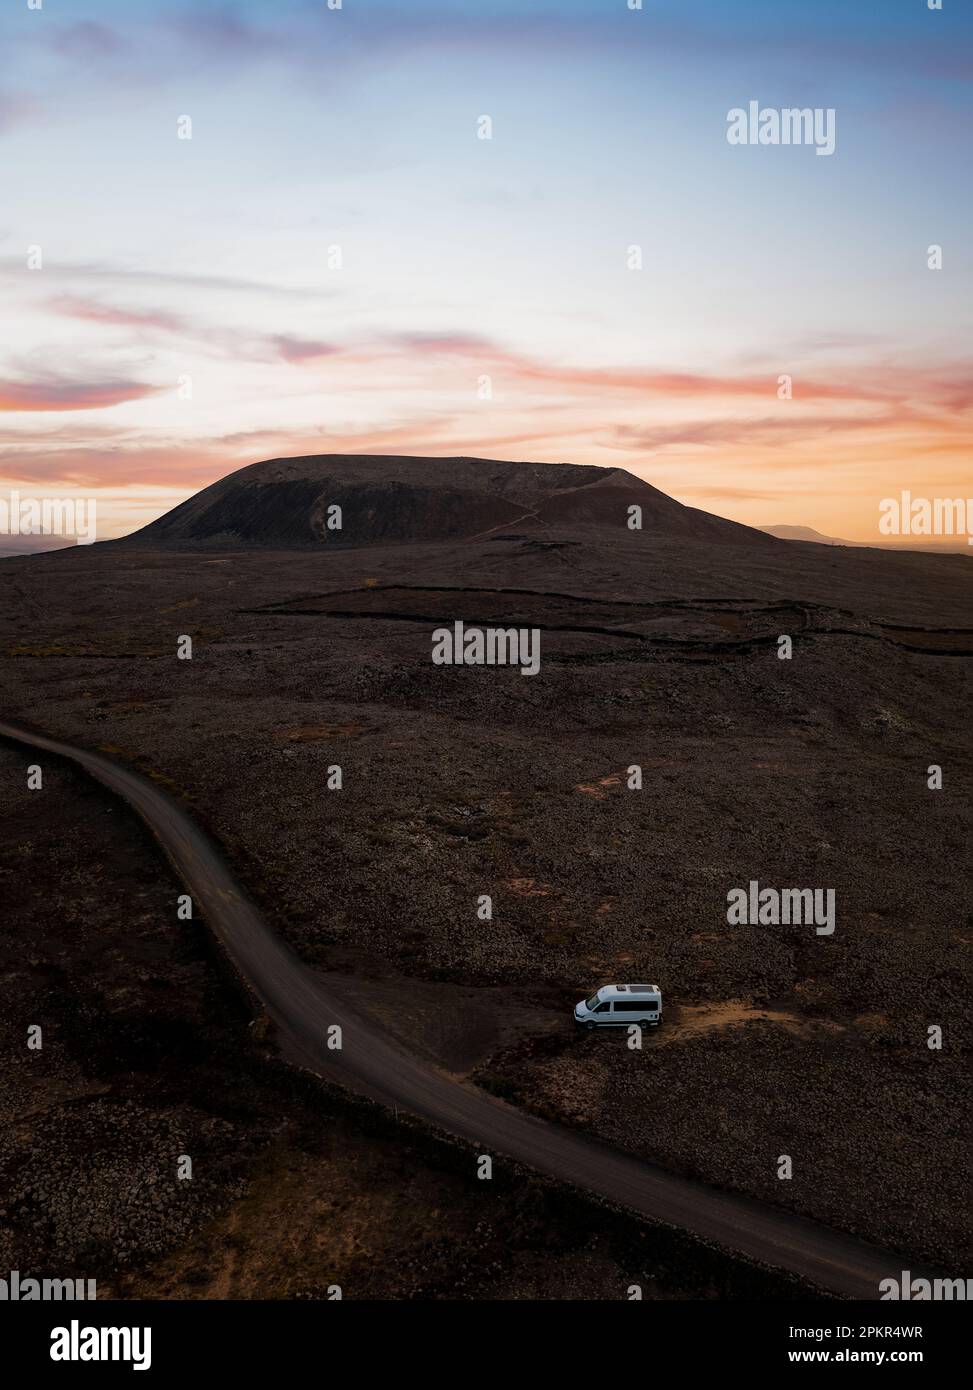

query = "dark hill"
[{"left": 123, "top": 454, "right": 776, "bottom": 548}]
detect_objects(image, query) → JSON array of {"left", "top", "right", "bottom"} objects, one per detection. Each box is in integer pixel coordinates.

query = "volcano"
[{"left": 123, "top": 454, "right": 775, "bottom": 548}]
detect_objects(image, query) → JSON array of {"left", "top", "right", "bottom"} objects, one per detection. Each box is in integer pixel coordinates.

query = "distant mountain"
[
  {"left": 0, "top": 536, "right": 74, "bottom": 558},
  {"left": 761, "top": 524, "right": 972, "bottom": 554},
  {"left": 124, "top": 455, "right": 777, "bottom": 548},
  {"left": 760, "top": 524, "right": 853, "bottom": 546}
]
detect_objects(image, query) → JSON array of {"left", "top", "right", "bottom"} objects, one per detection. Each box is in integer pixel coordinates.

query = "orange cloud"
[
  {"left": 363, "top": 335, "right": 973, "bottom": 413},
  {"left": 2, "top": 328, "right": 970, "bottom": 544}
]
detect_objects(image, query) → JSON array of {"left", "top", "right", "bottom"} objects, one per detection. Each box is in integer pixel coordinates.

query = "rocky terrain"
[
  {"left": 0, "top": 745, "right": 791, "bottom": 1300},
  {"left": 2, "top": 456, "right": 970, "bottom": 1291}
]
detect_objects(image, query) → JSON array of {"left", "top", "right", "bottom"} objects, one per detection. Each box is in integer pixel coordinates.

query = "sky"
[{"left": 1, "top": 0, "right": 971, "bottom": 542}]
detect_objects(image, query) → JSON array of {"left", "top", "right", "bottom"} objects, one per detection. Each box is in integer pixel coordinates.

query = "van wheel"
[{"left": 585, "top": 1022, "right": 597, "bottom": 1031}]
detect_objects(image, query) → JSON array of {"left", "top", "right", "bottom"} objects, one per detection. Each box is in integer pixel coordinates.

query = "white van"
[{"left": 574, "top": 983, "right": 662, "bottom": 1030}]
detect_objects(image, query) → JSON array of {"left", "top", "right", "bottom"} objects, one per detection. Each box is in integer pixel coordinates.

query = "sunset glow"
[{"left": 3, "top": 0, "right": 970, "bottom": 541}]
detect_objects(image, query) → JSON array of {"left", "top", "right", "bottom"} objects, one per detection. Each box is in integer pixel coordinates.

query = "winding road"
[{"left": 1, "top": 715, "right": 928, "bottom": 1299}]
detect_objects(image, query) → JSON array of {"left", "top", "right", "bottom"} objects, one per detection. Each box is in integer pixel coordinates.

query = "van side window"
[{"left": 594, "top": 1002, "right": 611, "bottom": 1013}]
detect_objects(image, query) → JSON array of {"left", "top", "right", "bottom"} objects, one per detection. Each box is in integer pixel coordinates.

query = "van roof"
[{"left": 604, "top": 983, "right": 660, "bottom": 995}]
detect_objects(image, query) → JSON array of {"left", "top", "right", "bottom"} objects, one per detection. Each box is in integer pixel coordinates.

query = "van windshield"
[{"left": 585, "top": 993, "right": 601, "bottom": 1009}]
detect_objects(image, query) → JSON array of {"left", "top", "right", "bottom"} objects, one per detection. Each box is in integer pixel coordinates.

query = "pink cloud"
[
  {"left": 0, "top": 377, "right": 161, "bottom": 413},
  {"left": 269, "top": 335, "right": 341, "bottom": 364},
  {"left": 46, "top": 296, "right": 340, "bottom": 367},
  {"left": 390, "top": 332, "right": 496, "bottom": 356},
  {"left": 49, "top": 296, "right": 188, "bottom": 333}
]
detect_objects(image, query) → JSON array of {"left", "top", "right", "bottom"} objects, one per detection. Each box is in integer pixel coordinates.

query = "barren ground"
[{"left": 1, "top": 526, "right": 970, "bottom": 1289}]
